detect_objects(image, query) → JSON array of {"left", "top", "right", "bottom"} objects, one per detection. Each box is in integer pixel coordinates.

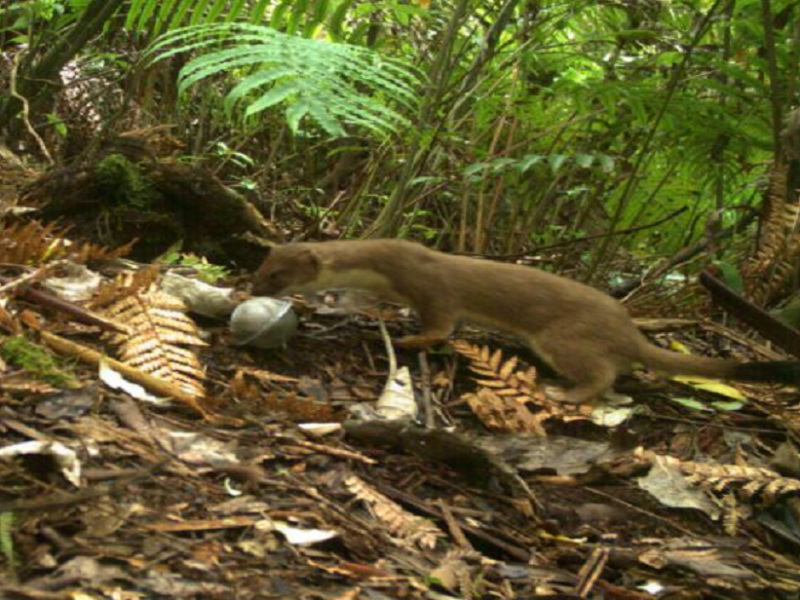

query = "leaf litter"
[{"left": 2, "top": 199, "right": 800, "bottom": 597}]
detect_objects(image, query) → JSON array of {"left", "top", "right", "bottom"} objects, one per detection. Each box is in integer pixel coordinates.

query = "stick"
[{"left": 40, "top": 331, "right": 208, "bottom": 417}]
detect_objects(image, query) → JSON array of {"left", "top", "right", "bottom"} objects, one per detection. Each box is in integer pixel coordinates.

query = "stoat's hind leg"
[
  {"left": 535, "top": 334, "right": 620, "bottom": 404},
  {"left": 396, "top": 300, "right": 456, "bottom": 348}
]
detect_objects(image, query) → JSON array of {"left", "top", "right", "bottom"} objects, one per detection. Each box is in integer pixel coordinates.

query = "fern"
[
  {"left": 147, "top": 23, "right": 421, "bottom": 137},
  {"left": 126, "top": 0, "right": 246, "bottom": 32}
]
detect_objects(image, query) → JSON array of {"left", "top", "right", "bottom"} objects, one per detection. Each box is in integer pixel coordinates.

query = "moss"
[
  {"left": 94, "top": 153, "right": 160, "bottom": 210},
  {"left": 0, "top": 336, "right": 77, "bottom": 388}
]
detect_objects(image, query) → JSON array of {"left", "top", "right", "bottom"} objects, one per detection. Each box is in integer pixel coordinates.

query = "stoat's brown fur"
[{"left": 253, "top": 239, "right": 800, "bottom": 403}]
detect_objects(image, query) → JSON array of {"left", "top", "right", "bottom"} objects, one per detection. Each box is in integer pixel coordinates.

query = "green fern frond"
[
  {"left": 154, "top": 0, "right": 180, "bottom": 26},
  {"left": 250, "top": 0, "right": 271, "bottom": 23},
  {"left": 128, "top": 0, "right": 257, "bottom": 32},
  {"left": 328, "top": 0, "right": 357, "bottom": 42},
  {"left": 135, "top": 0, "right": 159, "bottom": 32},
  {"left": 148, "top": 23, "right": 421, "bottom": 137},
  {"left": 207, "top": 0, "right": 230, "bottom": 23},
  {"left": 189, "top": 0, "right": 215, "bottom": 26},
  {"left": 171, "top": 0, "right": 198, "bottom": 30}
]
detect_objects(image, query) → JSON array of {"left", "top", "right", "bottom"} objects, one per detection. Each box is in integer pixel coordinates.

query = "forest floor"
[{"left": 1, "top": 152, "right": 800, "bottom": 599}]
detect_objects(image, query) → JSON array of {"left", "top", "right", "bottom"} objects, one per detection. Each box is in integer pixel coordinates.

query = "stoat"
[{"left": 252, "top": 239, "right": 800, "bottom": 403}]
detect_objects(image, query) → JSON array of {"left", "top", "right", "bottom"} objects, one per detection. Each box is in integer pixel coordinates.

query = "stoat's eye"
[{"left": 269, "top": 271, "right": 281, "bottom": 280}]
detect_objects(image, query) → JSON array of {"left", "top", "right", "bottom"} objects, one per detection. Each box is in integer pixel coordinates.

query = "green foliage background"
[{"left": 0, "top": 0, "right": 797, "bottom": 284}]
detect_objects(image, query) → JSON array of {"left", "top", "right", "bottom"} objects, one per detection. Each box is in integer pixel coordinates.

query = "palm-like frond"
[{"left": 147, "top": 23, "right": 421, "bottom": 137}]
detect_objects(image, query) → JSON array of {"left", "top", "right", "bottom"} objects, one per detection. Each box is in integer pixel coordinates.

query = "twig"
[
  {"left": 0, "top": 260, "right": 68, "bottom": 296},
  {"left": 620, "top": 205, "right": 758, "bottom": 296},
  {"left": 583, "top": 486, "right": 697, "bottom": 537},
  {"left": 40, "top": 330, "right": 209, "bottom": 417},
  {"left": 418, "top": 350, "right": 435, "bottom": 428},
  {"left": 574, "top": 548, "right": 609, "bottom": 599},
  {"left": 0, "top": 460, "right": 166, "bottom": 513},
  {"left": 22, "top": 287, "right": 129, "bottom": 333},
  {"left": 368, "top": 476, "right": 532, "bottom": 561},
  {"left": 9, "top": 53, "right": 54, "bottom": 165},
  {"left": 287, "top": 438, "right": 377, "bottom": 465},
  {"left": 377, "top": 318, "right": 397, "bottom": 379},
  {"left": 459, "top": 206, "right": 688, "bottom": 261},
  {"left": 437, "top": 499, "right": 473, "bottom": 551}
]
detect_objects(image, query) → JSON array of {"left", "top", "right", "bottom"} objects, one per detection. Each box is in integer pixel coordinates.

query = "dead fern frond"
[
  {"left": 451, "top": 340, "right": 540, "bottom": 400},
  {"left": 451, "top": 340, "right": 586, "bottom": 435},
  {"left": 722, "top": 492, "right": 740, "bottom": 536},
  {"left": 742, "top": 164, "right": 800, "bottom": 305},
  {"left": 344, "top": 475, "right": 443, "bottom": 550},
  {"left": 101, "top": 288, "right": 206, "bottom": 399},
  {"left": 430, "top": 549, "right": 482, "bottom": 600},
  {"left": 89, "top": 266, "right": 160, "bottom": 309},
  {"left": 461, "top": 387, "right": 547, "bottom": 436},
  {"left": 685, "top": 462, "right": 800, "bottom": 504},
  {"left": 637, "top": 448, "right": 800, "bottom": 505},
  {"left": 0, "top": 220, "right": 132, "bottom": 266}
]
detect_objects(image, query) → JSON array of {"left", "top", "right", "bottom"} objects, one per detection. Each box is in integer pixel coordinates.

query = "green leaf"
[
  {"left": 0, "top": 512, "right": 15, "bottom": 567},
  {"left": 270, "top": 0, "right": 291, "bottom": 29},
  {"left": 670, "top": 397, "right": 713, "bottom": 411},
  {"left": 464, "top": 162, "right": 490, "bottom": 177},
  {"left": 188, "top": 0, "right": 213, "bottom": 26},
  {"left": 672, "top": 376, "right": 746, "bottom": 401},
  {"left": 225, "top": 67, "right": 296, "bottom": 108},
  {"left": 597, "top": 155, "right": 615, "bottom": 173},
  {"left": 286, "top": 98, "right": 311, "bottom": 133},
  {"left": 517, "top": 154, "right": 545, "bottom": 172},
  {"left": 250, "top": 0, "right": 271, "bottom": 23},
  {"left": 327, "top": 0, "right": 357, "bottom": 41},
  {"left": 246, "top": 80, "right": 302, "bottom": 115},
  {"left": 548, "top": 154, "right": 569, "bottom": 173}
]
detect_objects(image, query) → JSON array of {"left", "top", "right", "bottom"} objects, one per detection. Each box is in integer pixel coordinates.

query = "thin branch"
[
  {"left": 471, "top": 205, "right": 689, "bottom": 260},
  {"left": 585, "top": 0, "right": 727, "bottom": 282},
  {"left": 9, "top": 53, "right": 53, "bottom": 165}
]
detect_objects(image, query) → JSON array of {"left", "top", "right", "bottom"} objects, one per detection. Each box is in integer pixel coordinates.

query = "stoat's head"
[{"left": 252, "top": 244, "right": 321, "bottom": 296}]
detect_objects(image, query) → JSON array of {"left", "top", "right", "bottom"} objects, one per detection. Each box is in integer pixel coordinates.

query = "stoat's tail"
[{"left": 636, "top": 341, "right": 800, "bottom": 385}]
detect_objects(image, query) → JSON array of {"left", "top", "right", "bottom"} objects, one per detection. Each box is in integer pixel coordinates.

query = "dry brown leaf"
[{"left": 260, "top": 391, "right": 335, "bottom": 422}]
